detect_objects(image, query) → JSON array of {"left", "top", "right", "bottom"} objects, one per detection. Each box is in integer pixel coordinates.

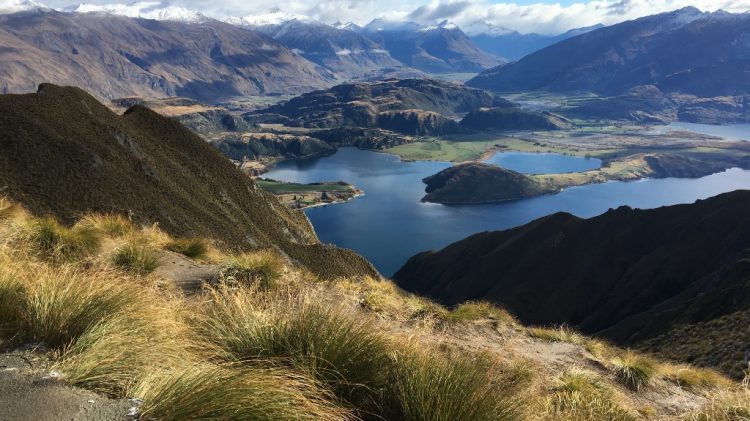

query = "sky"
[{"left": 38, "top": 0, "right": 750, "bottom": 34}]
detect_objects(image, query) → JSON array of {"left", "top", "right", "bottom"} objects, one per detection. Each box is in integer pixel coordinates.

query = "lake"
[
  {"left": 483, "top": 151, "right": 601, "bottom": 174},
  {"left": 265, "top": 148, "right": 750, "bottom": 276},
  {"left": 660, "top": 122, "right": 750, "bottom": 141}
]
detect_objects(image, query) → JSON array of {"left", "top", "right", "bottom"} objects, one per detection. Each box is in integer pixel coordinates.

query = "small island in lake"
[{"left": 257, "top": 179, "right": 363, "bottom": 209}]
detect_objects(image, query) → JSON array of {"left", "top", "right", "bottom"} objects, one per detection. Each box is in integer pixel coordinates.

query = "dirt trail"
[
  {"left": 153, "top": 250, "right": 219, "bottom": 292},
  {"left": 0, "top": 353, "right": 134, "bottom": 421}
]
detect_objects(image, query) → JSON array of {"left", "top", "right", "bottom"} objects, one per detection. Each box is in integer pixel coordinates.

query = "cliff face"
[{"left": 0, "top": 84, "right": 376, "bottom": 278}]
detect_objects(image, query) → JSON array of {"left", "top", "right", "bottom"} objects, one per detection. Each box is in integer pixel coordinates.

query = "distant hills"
[
  {"left": 0, "top": 11, "right": 335, "bottom": 101},
  {"left": 0, "top": 84, "right": 376, "bottom": 278},
  {"left": 356, "top": 20, "right": 506, "bottom": 74},
  {"left": 395, "top": 190, "right": 750, "bottom": 376},
  {"left": 247, "top": 78, "right": 561, "bottom": 137},
  {"left": 468, "top": 7, "right": 750, "bottom": 97}
]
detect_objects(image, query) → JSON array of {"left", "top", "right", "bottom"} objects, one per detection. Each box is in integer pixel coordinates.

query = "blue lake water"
[
  {"left": 483, "top": 151, "right": 601, "bottom": 174},
  {"left": 265, "top": 148, "right": 750, "bottom": 276},
  {"left": 662, "top": 122, "right": 750, "bottom": 141}
]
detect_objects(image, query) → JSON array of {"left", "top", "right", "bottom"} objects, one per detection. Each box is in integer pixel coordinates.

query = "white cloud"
[{"left": 42, "top": 0, "right": 750, "bottom": 34}]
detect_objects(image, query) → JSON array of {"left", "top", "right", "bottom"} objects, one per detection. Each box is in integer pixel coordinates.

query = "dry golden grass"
[
  {"left": 219, "top": 250, "right": 286, "bottom": 289},
  {"left": 0, "top": 198, "right": 742, "bottom": 420},
  {"left": 543, "top": 370, "right": 635, "bottom": 421},
  {"left": 528, "top": 325, "right": 587, "bottom": 345},
  {"left": 683, "top": 388, "right": 750, "bottom": 420}
]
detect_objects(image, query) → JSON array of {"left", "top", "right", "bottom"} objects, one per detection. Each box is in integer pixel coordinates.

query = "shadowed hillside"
[
  {"left": 395, "top": 191, "right": 750, "bottom": 376},
  {"left": 0, "top": 84, "right": 375, "bottom": 278}
]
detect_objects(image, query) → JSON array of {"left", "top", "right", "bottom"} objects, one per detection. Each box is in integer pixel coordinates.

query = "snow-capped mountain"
[
  {"left": 418, "top": 20, "right": 459, "bottom": 32},
  {"left": 362, "top": 18, "right": 423, "bottom": 33},
  {"left": 332, "top": 21, "right": 362, "bottom": 32},
  {"left": 226, "top": 8, "right": 311, "bottom": 27},
  {"left": 63, "top": 1, "right": 205, "bottom": 22},
  {"left": 0, "top": 0, "right": 49, "bottom": 14}
]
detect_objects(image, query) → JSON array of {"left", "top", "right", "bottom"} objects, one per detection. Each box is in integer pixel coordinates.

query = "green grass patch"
[
  {"left": 164, "top": 238, "right": 208, "bottom": 259},
  {"left": 132, "top": 363, "right": 351, "bottom": 421},
  {"left": 610, "top": 353, "right": 658, "bottom": 391},
  {"left": 23, "top": 216, "right": 101, "bottom": 262},
  {"left": 257, "top": 179, "right": 355, "bottom": 194},
  {"left": 196, "top": 287, "right": 392, "bottom": 413},
  {"left": 7, "top": 264, "right": 141, "bottom": 348},
  {"left": 77, "top": 213, "right": 134, "bottom": 237},
  {"left": 112, "top": 242, "right": 160, "bottom": 275},
  {"left": 528, "top": 325, "right": 586, "bottom": 345},
  {"left": 446, "top": 301, "right": 519, "bottom": 326},
  {"left": 384, "top": 350, "right": 517, "bottom": 421},
  {"left": 220, "top": 251, "right": 285, "bottom": 289},
  {"left": 546, "top": 370, "right": 635, "bottom": 421}
]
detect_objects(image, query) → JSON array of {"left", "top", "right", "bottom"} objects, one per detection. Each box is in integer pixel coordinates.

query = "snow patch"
[
  {"left": 63, "top": 1, "right": 205, "bottom": 22},
  {"left": 0, "top": 0, "right": 48, "bottom": 14},
  {"left": 227, "top": 8, "right": 311, "bottom": 27}
]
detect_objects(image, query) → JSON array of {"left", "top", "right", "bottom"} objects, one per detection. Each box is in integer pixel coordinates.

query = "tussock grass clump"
[
  {"left": 164, "top": 238, "right": 209, "bottom": 259},
  {"left": 23, "top": 216, "right": 101, "bottom": 262},
  {"left": 0, "top": 197, "right": 25, "bottom": 221},
  {"left": 220, "top": 250, "right": 285, "bottom": 289},
  {"left": 0, "top": 270, "right": 24, "bottom": 340},
  {"left": 355, "top": 277, "right": 447, "bottom": 322},
  {"left": 447, "top": 301, "right": 519, "bottom": 326},
  {"left": 196, "top": 286, "right": 392, "bottom": 411},
  {"left": 77, "top": 213, "right": 134, "bottom": 237},
  {"left": 662, "top": 365, "right": 732, "bottom": 391},
  {"left": 111, "top": 242, "right": 160, "bottom": 275},
  {"left": 610, "top": 352, "right": 658, "bottom": 391},
  {"left": 683, "top": 389, "right": 750, "bottom": 421},
  {"left": 132, "top": 363, "right": 353, "bottom": 421},
  {"left": 546, "top": 370, "right": 635, "bottom": 421},
  {"left": 55, "top": 296, "right": 194, "bottom": 395},
  {"left": 6, "top": 264, "right": 141, "bottom": 348},
  {"left": 385, "top": 349, "right": 517, "bottom": 421},
  {"left": 528, "top": 325, "right": 586, "bottom": 345}
]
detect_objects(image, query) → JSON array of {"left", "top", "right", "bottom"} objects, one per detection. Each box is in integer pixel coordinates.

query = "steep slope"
[
  {"left": 467, "top": 8, "right": 750, "bottom": 96},
  {"left": 361, "top": 21, "right": 506, "bottom": 74},
  {"left": 0, "top": 84, "right": 376, "bottom": 278},
  {"left": 395, "top": 191, "right": 750, "bottom": 354},
  {"left": 236, "top": 19, "right": 408, "bottom": 80},
  {"left": 0, "top": 11, "right": 334, "bottom": 101}
]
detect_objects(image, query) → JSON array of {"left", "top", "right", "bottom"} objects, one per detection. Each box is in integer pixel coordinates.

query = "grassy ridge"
[{"left": 0, "top": 198, "right": 746, "bottom": 420}]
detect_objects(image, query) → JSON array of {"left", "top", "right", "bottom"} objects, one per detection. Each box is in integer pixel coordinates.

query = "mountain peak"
[
  {"left": 63, "top": 1, "right": 206, "bottom": 22},
  {"left": 0, "top": 0, "right": 49, "bottom": 14},
  {"left": 226, "top": 8, "right": 312, "bottom": 26},
  {"left": 363, "top": 18, "right": 423, "bottom": 32}
]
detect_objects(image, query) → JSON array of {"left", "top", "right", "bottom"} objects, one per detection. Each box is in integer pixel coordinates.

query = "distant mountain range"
[
  {"left": 233, "top": 16, "right": 506, "bottom": 75},
  {"left": 0, "top": 11, "right": 335, "bottom": 101},
  {"left": 468, "top": 7, "right": 750, "bottom": 97}
]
